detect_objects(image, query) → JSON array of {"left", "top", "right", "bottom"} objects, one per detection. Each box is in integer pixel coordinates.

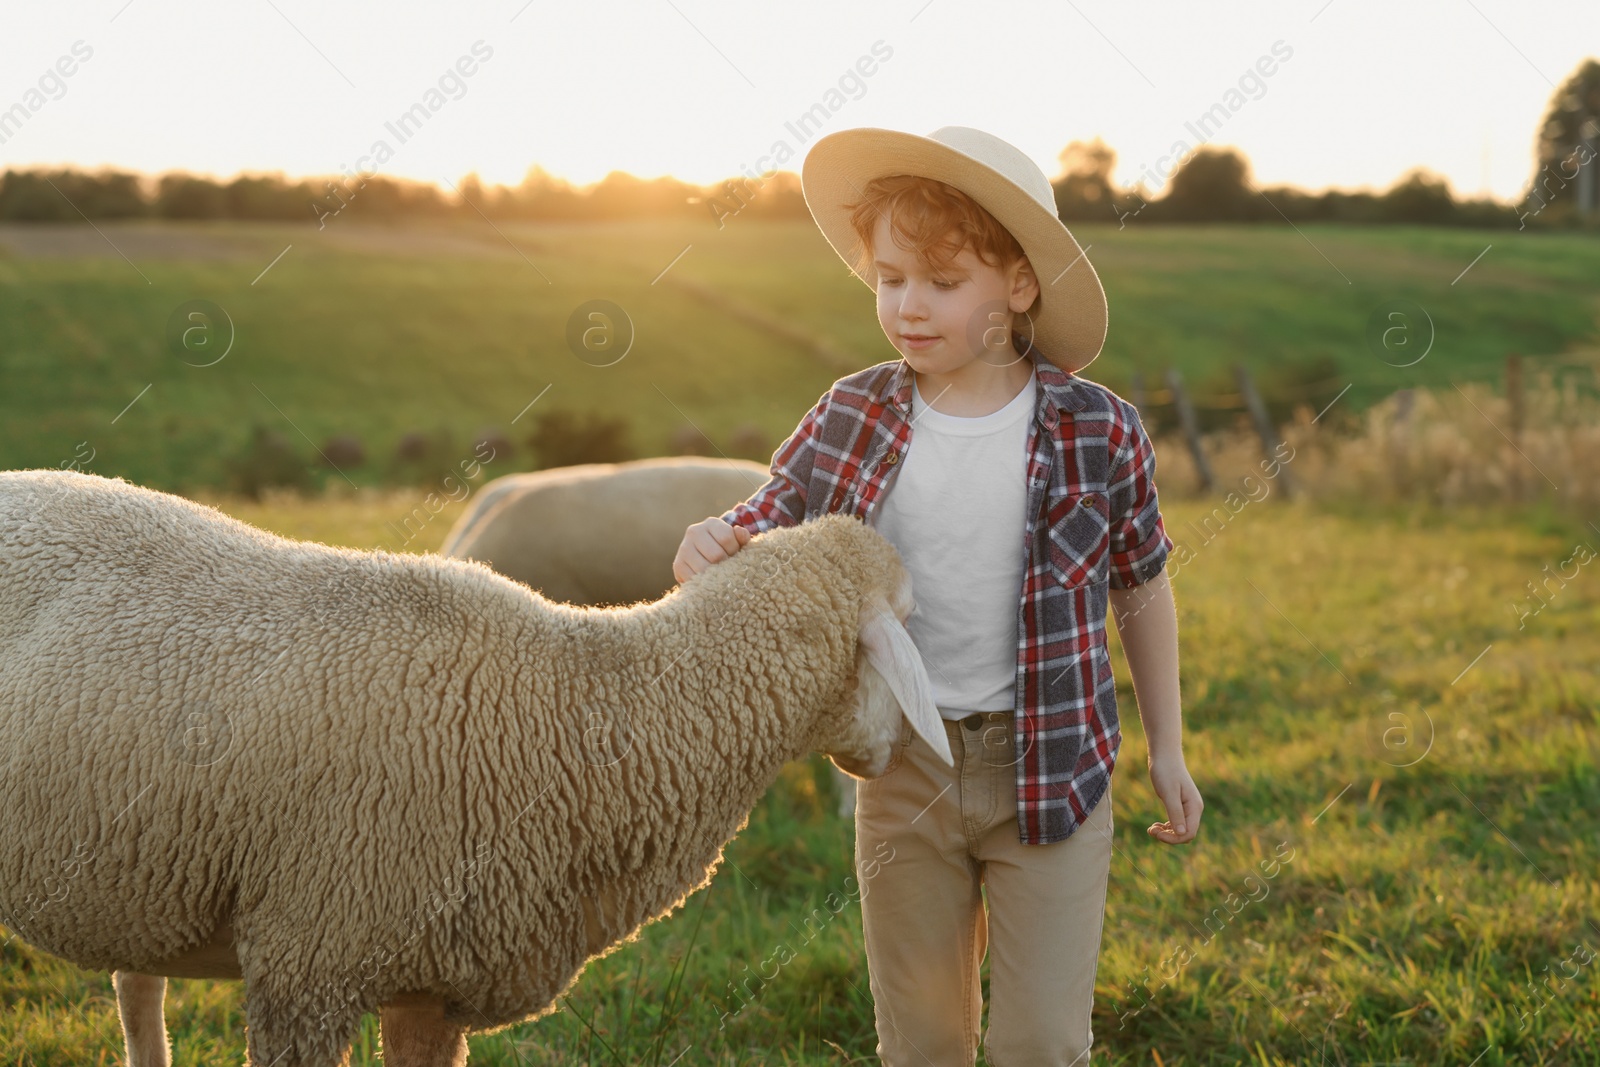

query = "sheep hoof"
[{"left": 380, "top": 995, "right": 469, "bottom": 1067}]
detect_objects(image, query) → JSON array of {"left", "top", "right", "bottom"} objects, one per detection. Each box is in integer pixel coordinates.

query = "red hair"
[{"left": 843, "top": 174, "right": 1028, "bottom": 280}]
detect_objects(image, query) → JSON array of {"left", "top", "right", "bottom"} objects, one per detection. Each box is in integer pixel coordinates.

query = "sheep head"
[
  {"left": 824, "top": 579, "right": 956, "bottom": 779},
  {"left": 787, "top": 516, "right": 954, "bottom": 779}
]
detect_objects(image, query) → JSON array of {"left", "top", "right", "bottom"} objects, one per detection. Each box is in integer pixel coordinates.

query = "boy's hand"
[
  {"left": 673, "top": 516, "right": 752, "bottom": 584},
  {"left": 1147, "top": 753, "right": 1202, "bottom": 845}
]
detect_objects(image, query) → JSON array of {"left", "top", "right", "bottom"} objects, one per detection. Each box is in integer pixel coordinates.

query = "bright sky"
[{"left": 2, "top": 0, "right": 1594, "bottom": 204}]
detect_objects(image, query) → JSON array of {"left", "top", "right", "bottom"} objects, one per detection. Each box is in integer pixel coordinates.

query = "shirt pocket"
[{"left": 1046, "top": 489, "right": 1111, "bottom": 589}]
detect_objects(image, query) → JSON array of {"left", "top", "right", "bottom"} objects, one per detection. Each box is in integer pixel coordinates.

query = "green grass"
[
  {"left": 2, "top": 490, "right": 1596, "bottom": 1065},
  {"left": 2, "top": 219, "right": 1597, "bottom": 493},
  {"left": 3, "top": 219, "right": 1598, "bottom": 1062}
]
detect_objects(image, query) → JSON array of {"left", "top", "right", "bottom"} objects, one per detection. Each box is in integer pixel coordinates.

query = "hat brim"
[{"left": 800, "top": 127, "right": 1107, "bottom": 375}]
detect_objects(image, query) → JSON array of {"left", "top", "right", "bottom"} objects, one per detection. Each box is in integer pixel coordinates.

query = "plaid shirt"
[{"left": 721, "top": 331, "right": 1173, "bottom": 844}]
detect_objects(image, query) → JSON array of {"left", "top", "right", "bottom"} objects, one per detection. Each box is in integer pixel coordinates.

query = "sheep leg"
[
  {"left": 831, "top": 763, "right": 859, "bottom": 818},
  {"left": 240, "top": 977, "right": 363, "bottom": 1067},
  {"left": 114, "top": 971, "right": 171, "bottom": 1067},
  {"left": 379, "top": 995, "right": 468, "bottom": 1067}
]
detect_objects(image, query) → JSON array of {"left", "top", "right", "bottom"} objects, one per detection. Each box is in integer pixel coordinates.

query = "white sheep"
[
  {"left": 440, "top": 457, "right": 865, "bottom": 818},
  {"left": 438, "top": 456, "right": 769, "bottom": 606},
  {"left": 0, "top": 468, "right": 950, "bottom": 1067}
]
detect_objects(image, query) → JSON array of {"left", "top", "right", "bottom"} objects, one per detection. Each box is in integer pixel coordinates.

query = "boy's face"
[{"left": 870, "top": 212, "right": 1039, "bottom": 375}]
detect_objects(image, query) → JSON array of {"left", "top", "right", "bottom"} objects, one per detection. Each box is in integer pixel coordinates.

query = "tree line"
[{"left": 3, "top": 59, "right": 1594, "bottom": 231}]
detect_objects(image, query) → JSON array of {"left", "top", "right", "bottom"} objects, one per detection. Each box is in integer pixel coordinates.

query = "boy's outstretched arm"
[
  {"left": 1110, "top": 569, "right": 1203, "bottom": 845},
  {"left": 672, "top": 390, "right": 831, "bottom": 585}
]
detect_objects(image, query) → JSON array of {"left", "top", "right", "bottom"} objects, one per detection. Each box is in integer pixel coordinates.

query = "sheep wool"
[
  {"left": 438, "top": 458, "right": 868, "bottom": 822},
  {"left": 437, "top": 456, "right": 771, "bottom": 605},
  {"left": 0, "top": 469, "right": 930, "bottom": 1066}
]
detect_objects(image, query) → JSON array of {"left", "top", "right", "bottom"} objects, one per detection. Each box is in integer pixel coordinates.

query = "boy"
[{"left": 674, "top": 126, "right": 1202, "bottom": 1065}]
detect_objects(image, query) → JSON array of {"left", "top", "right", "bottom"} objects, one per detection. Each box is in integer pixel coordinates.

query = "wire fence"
[{"left": 1142, "top": 352, "right": 1600, "bottom": 519}]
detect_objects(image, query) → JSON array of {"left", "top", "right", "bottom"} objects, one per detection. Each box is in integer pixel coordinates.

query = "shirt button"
[
  {"left": 884, "top": 452, "right": 898, "bottom": 466},
  {"left": 1080, "top": 494, "right": 1096, "bottom": 508}
]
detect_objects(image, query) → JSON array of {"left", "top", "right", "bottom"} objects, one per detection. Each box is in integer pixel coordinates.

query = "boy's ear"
[{"left": 1010, "top": 254, "right": 1040, "bottom": 311}]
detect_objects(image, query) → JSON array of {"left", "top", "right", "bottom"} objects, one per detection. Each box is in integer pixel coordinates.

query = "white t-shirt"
[{"left": 871, "top": 366, "right": 1036, "bottom": 720}]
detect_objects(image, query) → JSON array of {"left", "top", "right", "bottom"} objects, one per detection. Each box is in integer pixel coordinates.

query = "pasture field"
[
  {"left": 1, "top": 218, "right": 1598, "bottom": 494},
  {"left": 2, "top": 217, "right": 1597, "bottom": 1062},
  {"left": 0, "top": 488, "right": 1596, "bottom": 1065}
]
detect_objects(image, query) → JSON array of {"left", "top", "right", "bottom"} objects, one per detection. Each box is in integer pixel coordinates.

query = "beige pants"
[{"left": 854, "top": 709, "right": 1115, "bottom": 1066}]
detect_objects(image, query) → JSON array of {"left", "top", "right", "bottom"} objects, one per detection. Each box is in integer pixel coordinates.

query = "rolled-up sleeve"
[
  {"left": 719, "top": 391, "right": 829, "bottom": 535},
  {"left": 1107, "top": 403, "right": 1174, "bottom": 589}
]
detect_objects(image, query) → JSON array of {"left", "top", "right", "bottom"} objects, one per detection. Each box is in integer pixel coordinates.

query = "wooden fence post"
[
  {"left": 1506, "top": 352, "right": 1523, "bottom": 501},
  {"left": 1233, "top": 363, "right": 1295, "bottom": 499},
  {"left": 1388, "top": 388, "right": 1415, "bottom": 497},
  {"left": 1164, "top": 367, "right": 1214, "bottom": 494}
]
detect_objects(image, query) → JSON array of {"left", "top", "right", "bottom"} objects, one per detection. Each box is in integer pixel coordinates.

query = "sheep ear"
[{"left": 859, "top": 602, "right": 955, "bottom": 767}]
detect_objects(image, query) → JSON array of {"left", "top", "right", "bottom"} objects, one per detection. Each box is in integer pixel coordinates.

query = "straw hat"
[{"left": 800, "top": 125, "right": 1108, "bottom": 374}]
